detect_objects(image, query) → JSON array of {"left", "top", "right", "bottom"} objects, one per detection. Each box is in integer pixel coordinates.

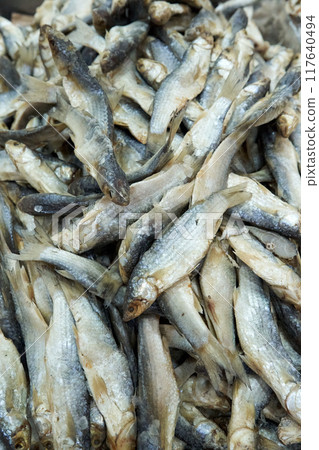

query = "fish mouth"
[{"left": 123, "top": 299, "right": 146, "bottom": 321}]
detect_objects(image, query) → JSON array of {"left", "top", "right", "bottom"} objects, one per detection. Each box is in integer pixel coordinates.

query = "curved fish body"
[
  {"left": 200, "top": 240, "right": 245, "bottom": 375},
  {"left": 7, "top": 264, "right": 53, "bottom": 446},
  {"left": 158, "top": 277, "right": 238, "bottom": 389},
  {"left": 137, "top": 314, "right": 180, "bottom": 450},
  {"left": 234, "top": 264, "right": 301, "bottom": 423},
  {"left": 43, "top": 25, "right": 113, "bottom": 136},
  {"left": 119, "top": 181, "right": 194, "bottom": 282},
  {"left": 271, "top": 291, "right": 301, "bottom": 352},
  {"left": 228, "top": 230, "right": 301, "bottom": 308},
  {"left": 0, "top": 123, "right": 68, "bottom": 151},
  {"left": 172, "top": 66, "right": 248, "bottom": 173},
  {"left": 247, "top": 226, "right": 298, "bottom": 260},
  {"left": 5, "top": 141, "right": 69, "bottom": 195},
  {"left": 101, "top": 21, "right": 149, "bottom": 73},
  {"left": 179, "top": 403, "right": 227, "bottom": 450},
  {"left": 263, "top": 45, "right": 294, "bottom": 92},
  {"left": 228, "top": 373, "right": 271, "bottom": 450},
  {"left": 225, "top": 77, "right": 270, "bottom": 135},
  {"left": 227, "top": 173, "right": 301, "bottom": 238},
  {"left": 149, "top": 38, "right": 180, "bottom": 73},
  {"left": 113, "top": 99, "right": 149, "bottom": 144},
  {"left": 123, "top": 184, "right": 250, "bottom": 320},
  {"left": 63, "top": 281, "right": 136, "bottom": 450},
  {"left": 17, "top": 193, "right": 101, "bottom": 216},
  {"left": 50, "top": 98, "right": 130, "bottom": 205},
  {"left": 45, "top": 275, "right": 90, "bottom": 449},
  {"left": 14, "top": 242, "right": 122, "bottom": 302},
  {"left": 239, "top": 65, "right": 301, "bottom": 129},
  {"left": 57, "top": 163, "right": 191, "bottom": 253},
  {"left": 0, "top": 329, "right": 30, "bottom": 449},
  {"left": 261, "top": 127, "right": 301, "bottom": 210},
  {"left": 147, "top": 37, "right": 212, "bottom": 154}
]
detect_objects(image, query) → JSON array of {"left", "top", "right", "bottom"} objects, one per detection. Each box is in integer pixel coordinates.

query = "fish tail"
[
  {"left": 218, "top": 61, "right": 250, "bottom": 102},
  {"left": 227, "top": 350, "right": 251, "bottom": 388},
  {"left": 198, "top": 333, "right": 236, "bottom": 389},
  {"left": 10, "top": 242, "right": 48, "bottom": 262}
]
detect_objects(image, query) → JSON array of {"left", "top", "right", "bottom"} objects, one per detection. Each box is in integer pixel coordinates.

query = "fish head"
[
  {"left": 41, "top": 25, "right": 77, "bottom": 77},
  {"left": 108, "top": 176, "right": 130, "bottom": 206},
  {"left": 12, "top": 422, "right": 31, "bottom": 450},
  {"left": 123, "top": 277, "right": 158, "bottom": 321},
  {"left": 90, "top": 424, "right": 106, "bottom": 448}
]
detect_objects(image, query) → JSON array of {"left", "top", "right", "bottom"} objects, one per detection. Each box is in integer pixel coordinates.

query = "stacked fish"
[{"left": 0, "top": 0, "right": 301, "bottom": 448}]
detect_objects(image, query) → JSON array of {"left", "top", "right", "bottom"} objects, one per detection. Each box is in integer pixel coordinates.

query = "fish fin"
[
  {"left": 218, "top": 60, "right": 250, "bottom": 102},
  {"left": 219, "top": 183, "right": 252, "bottom": 208},
  {"left": 197, "top": 333, "right": 235, "bottom": 389},
  {"left": 10, "top": 241, "right": 48, "bottom": 262},
  {"left": 21, "top": 74, "right": 58, "bottom": 104}
]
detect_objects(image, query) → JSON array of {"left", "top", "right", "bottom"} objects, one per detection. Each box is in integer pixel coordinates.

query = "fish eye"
[{"left": 127, "top": 305, "right": 135, "bottom": 313}]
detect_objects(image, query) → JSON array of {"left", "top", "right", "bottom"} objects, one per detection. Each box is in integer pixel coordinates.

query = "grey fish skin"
[
  {"left": 17, "top": 193, "right": 101, "bottom": 216},
  {"left": 123, "top": 184, "right": 250, "bottom": 321},
  {"left": 235, "top": 264, "right": 301, "bottom": 423},
  {"left": 0, "top": 123, "right": 68, "bottom": 150},
  {"left": 179, "top": 403, "right": 227, "bottom": 450},
  {"left": 14, "top": 241, "right": 122, "bottom": 302},
  {"left": 149, "top": 38, "right": 181, "bottom": 73},
  {"left": 68, "top": 175, "right": 101, "bottom": 196},
  {"left": 147, "top": 37, "right": 212, "bottom": 154},
  {"left": 227, "top": 173, "right": 301, "bottom": 238},
  {"left": 261, "top": 126, "right": 301, "bottom": 210},
  {"left": 45, "top": 276, "right": 90, "bottom": 449},
  {"left": 108, "top": 304, "right": 138, "bottom": 389},
  {"left": 43, "top": 25, "right": 114, "bottom": 137},
  {"left": 113, "top": 99, "right": 149, "bottom": 144},
  {"left": 118, "top": 181, "right": 194, "bottom": 283},
  {"left": 7, "top": 264, "right": 53, "bottom": 447},
  {"left": 221, "top": 8, "right": 248, "bottom": 49},
  {"left": 225, "top": 77, "right": 271, "bottom": 135},
  {"left": 239, "top": 65, "right": 301, "bottom": 129},
  {"left": 101, "top": 21, "right": 149, "bottom": 73},
  {"left": 92, "top": 0, "right": 128, "bottom": 36},
  {"left": 0, "top": 329, "right": 30, "bottom": 450},
  {"left": 271, "top": 291, "right": 301, "bottom": 353},
  {"left": 0, "top": 268, "right": 24, "bottom": 355},
  {"left": 137, "top": 314, "right": 180, "bottom": 450},
  {"left": 50, "top": 98, "right": 130, "bottom": 205},
  {"left": 62, "top": 281, "right": 136, "bottom": 450},
  {"left": 152, "top": 28, "right": 189, "bottom": 59}
]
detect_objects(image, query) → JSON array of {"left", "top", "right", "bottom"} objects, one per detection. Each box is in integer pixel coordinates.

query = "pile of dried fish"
[{"left": 0, "top": 0, "right": 301, "bottom": 448}]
